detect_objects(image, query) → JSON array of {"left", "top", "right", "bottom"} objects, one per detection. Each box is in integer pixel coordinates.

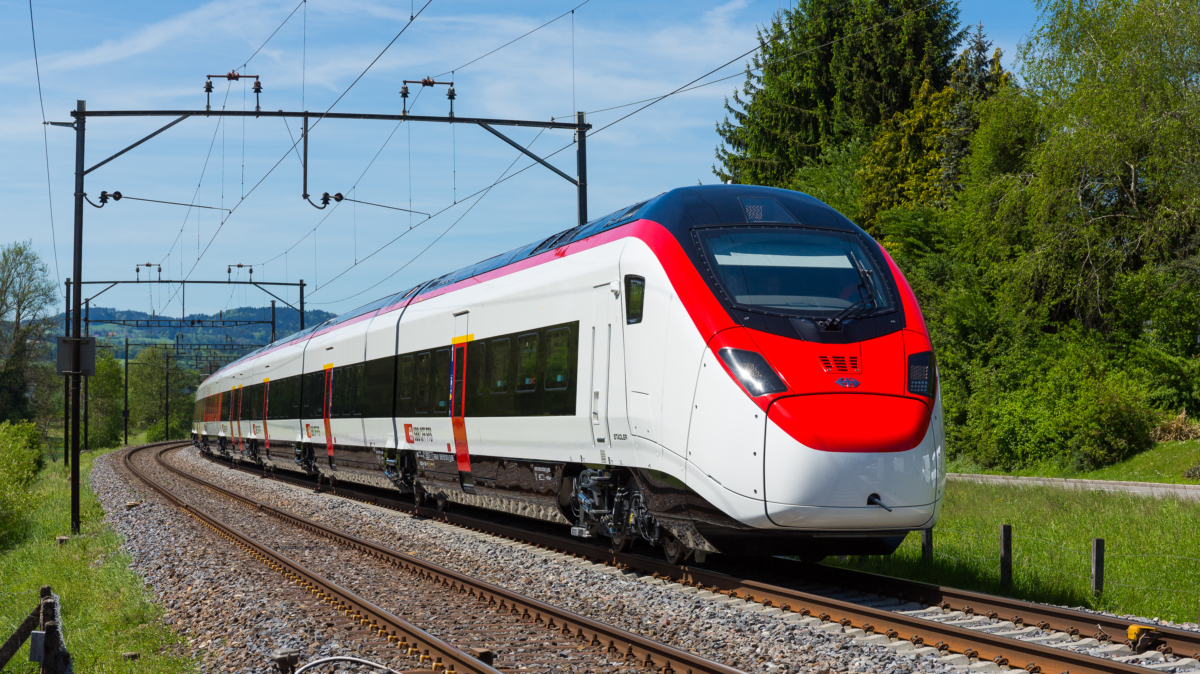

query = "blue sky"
[{"left": 0, "top": 0, "right": 1041, "bottom": 317}]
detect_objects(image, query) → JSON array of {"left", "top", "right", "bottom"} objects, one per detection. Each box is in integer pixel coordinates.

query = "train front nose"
[{"left": 762, "top": 392, "right": 943, "bottom": 529}]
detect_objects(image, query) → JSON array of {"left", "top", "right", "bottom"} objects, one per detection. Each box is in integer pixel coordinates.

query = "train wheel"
[
  {"left": 435, "top": 497, "right": 449, "bottom": 513},
  {"left": 610, "top": 530, "right": 635, "bottom": 554},
  {"left": 414, "top": 485, "right": 428, "bottom": 508},
  {"left": 661, "top": 532, "right": 688, "bottom": 565}
]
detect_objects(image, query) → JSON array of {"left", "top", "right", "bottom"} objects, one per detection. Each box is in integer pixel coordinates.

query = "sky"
[{"left": 0, "top": 0, "right": 1041, "bottom": 318}]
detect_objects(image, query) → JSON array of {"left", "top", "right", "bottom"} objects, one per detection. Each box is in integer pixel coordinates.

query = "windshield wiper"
[{"left": 818, "top": 252, "right": 877, "bottom": 331}]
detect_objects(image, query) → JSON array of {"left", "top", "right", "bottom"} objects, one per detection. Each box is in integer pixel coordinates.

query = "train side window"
[
  {"left": 414, "top": 352, "right": 431, "bottom": 413},
  {"left": 469, "top": 341, "right": 487, "bottom": 396},
  {"left": 363, "top": 356, "right": 394, "bottom": 418},
  {"left": 516, "top": 333, "right": 538, "bottom": 392},
  {"left": 302, "top": 371, "right": 326, "bottom": 419},
  {"left": 434, "top": 348, "right": 451, "bottom": 413},
  {"left": 352, "top": 363, "right": 365, "bottom": 416},
  {"left": 545, "top": 328, "right": 570, "bottom": 390},
  {"left": 625, "top": 275, "right": 645, "bottom": 324},
  {"left": 490, "top": 339, "right": 510, "bottom": 394}
]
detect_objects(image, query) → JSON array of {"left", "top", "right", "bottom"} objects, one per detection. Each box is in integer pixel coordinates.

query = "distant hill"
[{"left": 57, "top": 305, "right": 336, "bottom": 362}]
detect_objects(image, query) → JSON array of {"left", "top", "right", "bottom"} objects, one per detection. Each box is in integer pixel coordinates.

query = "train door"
[
  {"left": 262, "top": 379, "right": 270, "bottom": 453},
  {"left": 590, "top": 284, "right": 613, "bottom": 448},
  {"left": 322, "top": 364, "right": 334, "bottom": 463},
  {"left": 451, "top": 311, "right": 475, "bottom": 493},
  {"left": 234, "top": 386, "right": 243, "bottom": 454}
]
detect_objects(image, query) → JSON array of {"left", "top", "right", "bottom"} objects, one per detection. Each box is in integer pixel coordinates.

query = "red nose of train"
[{"left": 745, "top": 327, "right": 936, "bottom": 453}]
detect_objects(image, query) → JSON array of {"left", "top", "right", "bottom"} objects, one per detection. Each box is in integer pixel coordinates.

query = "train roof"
[{"left": 205, "top": 185, "right": 857, "bottom": 381}]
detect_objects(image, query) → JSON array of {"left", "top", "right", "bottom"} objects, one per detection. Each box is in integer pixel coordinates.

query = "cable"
[
  {"left": 237, "top": 0, "right": 306, "bottom": 74},
  {"left": 562, "top": 0, "right": 939, "bottom": 125},
  {"left": 313, "top": 0, "right": 937, "bottom": 305},
  {"left": 259, "top": 89, "right": 428, "bottom": 266},
  {"left": 28, "top": 0, "right": 61, "bottom": 292},
  {"left": 309, "top": 128, "right": 547, "bottom": 303},
  {"left": 433, "top": 0, "right": 591, "bottom": 77},
  {"left": 158, "top": 1, "right": 435, "bottom": 312}
]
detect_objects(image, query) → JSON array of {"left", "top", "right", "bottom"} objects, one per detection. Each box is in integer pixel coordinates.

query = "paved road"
[{"left": 948, "top": 473, "right": 1200, "bottom": 501}]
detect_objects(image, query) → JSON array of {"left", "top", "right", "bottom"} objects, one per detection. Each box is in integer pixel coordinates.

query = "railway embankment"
[{"left": 145, "top": 444, "right": 951, "bottom": 673}]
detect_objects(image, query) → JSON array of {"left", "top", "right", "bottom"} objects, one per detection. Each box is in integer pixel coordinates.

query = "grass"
[
  {"left": 826, "top": 480, "right": 1200, "bottom": 624},
  {"left": 947, "top": 439, "right": 1200, "bottom": 485},
  {"left": 0, "top": 442, "right": 197, "bottom": 673}
]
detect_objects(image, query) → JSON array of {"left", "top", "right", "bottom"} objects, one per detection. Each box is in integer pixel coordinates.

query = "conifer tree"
[{"left": 714, "top": 0, "right": 963, "bottom": 187}]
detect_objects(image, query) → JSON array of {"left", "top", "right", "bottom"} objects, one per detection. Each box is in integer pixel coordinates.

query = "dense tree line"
[{"left": 717, "top": 0, "right": 1200, "bottom": 469}]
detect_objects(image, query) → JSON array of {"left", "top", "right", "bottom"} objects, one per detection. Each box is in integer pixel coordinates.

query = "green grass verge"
[
  {"left": 0, "top": 444, "right": 197, "bottom": 673},
  {"left": 947, "top": 439, "right": 1200, "bottom": 485},
  {"left": 826, "top": 480, "right": 1200, "bottom": 623}
]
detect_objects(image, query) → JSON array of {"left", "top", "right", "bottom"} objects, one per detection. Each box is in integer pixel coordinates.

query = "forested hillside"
[{"left": 717, "top": 0, "right": 1200, "bottom": 469}]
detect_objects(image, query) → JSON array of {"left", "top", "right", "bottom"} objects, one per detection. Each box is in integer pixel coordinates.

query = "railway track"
[
  {"left": 126, "top": 443, "right": 740, "bottom": 674},
  {"left": 198, "top": 448, "right": 1200, "bottom": 674}
]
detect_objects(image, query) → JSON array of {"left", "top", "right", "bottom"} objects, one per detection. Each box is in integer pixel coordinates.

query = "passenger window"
[
  {"left": 516, "top": 333, "right": 538, "bottom": 392},
  {"left": 490, "top": 339, "right": 510, "bottom": 394},
  {"left": 545, "top": 328, "right": 570, "bottom": 390},
  {"left": 470, "top": 341, "right": 487, "bottom": 396},
  {"left": 434, "top": 349, "right": 451, "bottom": 413},
  {"left": 414, "top": 353, "right": 431, "bottom": 413},
  {"left": 625, "top": 276, "right": 645, "bottom": 324},
  {"left": 398, "top": 355, "right": 414, "bottom": 401}
]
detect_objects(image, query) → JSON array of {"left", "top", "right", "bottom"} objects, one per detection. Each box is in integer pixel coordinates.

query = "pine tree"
[
  {"left": 939, "top": 24, "right": 1010, "bottom": 196},
  {"left": 714, "top": 0, "right": 964, "bottom": 187}
]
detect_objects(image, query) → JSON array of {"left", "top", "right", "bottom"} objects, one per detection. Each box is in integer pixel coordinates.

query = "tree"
[
  {"left": 129, "top": 346, "right": 200, "bottom": 439},
  {"left": 714, "top": 0, "right": 964, "bottom": 187},
  {"left": 856, "top": 27, "right": 1010, "bottom": 226},
  {"left": 86, "top": 351, "right": 124, "bottom": 448},
  {"left": 0, "top": 242, "right": 58, "bottom": 425}
]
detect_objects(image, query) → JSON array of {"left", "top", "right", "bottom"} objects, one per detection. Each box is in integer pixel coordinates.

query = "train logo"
[{"left": 835, "top": 377, "right": 860, "bottom": 388}]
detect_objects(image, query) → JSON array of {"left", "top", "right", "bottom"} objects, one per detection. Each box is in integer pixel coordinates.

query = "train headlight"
[
  {"left": 907, "top": 351, "right": 937, "bottom": 398},
  {"left": 718, "top": 348, "right": 787, "bottom": 396}
]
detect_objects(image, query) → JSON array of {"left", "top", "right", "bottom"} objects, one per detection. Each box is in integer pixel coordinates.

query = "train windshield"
[{"left": 696, "top": 226, "right": 895, "bottom": 318}]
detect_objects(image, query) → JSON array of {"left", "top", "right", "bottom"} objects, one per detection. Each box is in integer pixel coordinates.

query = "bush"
[
  {"left": 0, "top": 420, "right": 45, "bottom": 541},
  {"left": 958, "top": 329, "right": 1158, "bottom": 469}
]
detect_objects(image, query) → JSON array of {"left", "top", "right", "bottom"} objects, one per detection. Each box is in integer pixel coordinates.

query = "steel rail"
[
  {"left": 158, "top": 446, "right": 742, "bottom": 674},
  {"left": 201, "top": 452, "right": 1198, "bottom": 674},
  {"left": 125, "top": 443, "right": 503, "bottom": 674}
]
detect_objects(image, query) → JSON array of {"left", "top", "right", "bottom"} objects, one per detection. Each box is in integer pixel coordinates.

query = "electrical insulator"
[
  {"left": 447, "top": 87, "right": 456, "bottom": 101},
  {"left": 252, "top": 80, "right": 262, "bottom": 94},
  {"left": 204, "top": 80, "right": 214, "bottom": 93},
  {"left": 99, "top": 191, "right": 110, "bottom": 205},
  {"left": 400, "top": 85, "right": 409, "bottom": 99},
  {"left": 321, "top": 192, "right": 332, "bottom": 206}
]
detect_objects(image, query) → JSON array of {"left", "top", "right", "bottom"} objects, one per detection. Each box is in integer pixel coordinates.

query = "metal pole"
[
  {"left": 271, "top": 300, "right": 276, "bottom": 343},
  {"left": 164, "top": 350, "right": 170, "bottom": 441},
  {"left": 299, "top": 280, "right": 305, "bottom": 330},
  {"left": 123, "top": 337, "right": 129, "bottom": 446},
  {"left": 83, "top": 300, "right": 89, "bottom": 452},
  {"left": 575, "top": 111, "right": 587, "bottom": 227},
  {"left": 302, "top": 113, "right": 309, "bottom": 200},
  {"left": 62, "top": 280, "right": 70, "bottom": 467},
  {"left": 921, "top": 528, "right": 933, "bottom": 565},
  {"left": 1091, "top": 538, "right": 1105, "bottom": 597},
  {"left": 70, "top": 100, "right": 85, "bottom": 535},
  {"left": 1000, "top": 523, "right": 1012, "bottom": 592}
]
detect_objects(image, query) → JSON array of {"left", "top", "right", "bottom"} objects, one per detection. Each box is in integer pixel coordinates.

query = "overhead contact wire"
[{"left": 28, "top": 0, "right": 61, "bottom": 291}]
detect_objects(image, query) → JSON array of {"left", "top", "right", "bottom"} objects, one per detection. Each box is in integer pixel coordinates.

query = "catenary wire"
[
  {"left": 433, "top": 0, "right": 591, "bottom": 77},
  {"left": 259, "top": 88, "right": 427, "bottom": 266},
  {"left": 156, "top": 1, "right": 434, "bottom": 312},
  {"left": 311, "top": 0, "right": 941, "bottom": 307},
  {"left": 28, "top": 0, "right": 61, "bottom": 292},
  {"left": 308, "top": 128, "right": 548, "bottom": 303},
  {"left": 559, "top": 0, "right": 939, "bottom": 122}
]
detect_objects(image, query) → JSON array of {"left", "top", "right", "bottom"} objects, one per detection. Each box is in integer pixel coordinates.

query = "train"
[{"left": 191, "top": 184, "right": 945, "bottom": 563}]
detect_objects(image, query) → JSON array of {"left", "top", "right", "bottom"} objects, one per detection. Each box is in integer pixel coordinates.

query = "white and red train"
[{"left": 192, "top": 185, "right": 945, "bottom": 563}]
